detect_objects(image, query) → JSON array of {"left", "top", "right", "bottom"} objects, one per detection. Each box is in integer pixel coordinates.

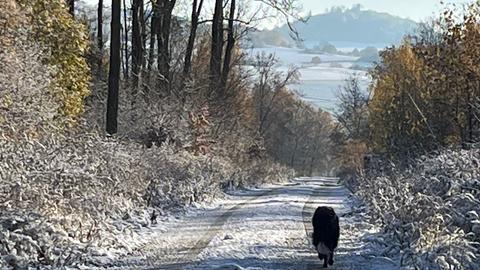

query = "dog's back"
[{"left": 312, "top": 206, "right": 339, "bottom": 267}]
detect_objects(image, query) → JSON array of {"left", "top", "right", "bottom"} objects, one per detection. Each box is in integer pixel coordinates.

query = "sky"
[
  {"left": 83, "top": 0, "right": 475, "bottom": 24},
  {"left": 299, "top": 0, "right": 473, "bottom": 22}
]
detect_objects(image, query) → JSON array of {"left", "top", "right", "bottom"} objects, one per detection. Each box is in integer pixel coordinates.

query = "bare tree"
[
  {"left": 183, "top": 0, "right": 204, "bottom": 76},
  {"left": 253, "top": 53, "right": 298, "bottom": 135},
  {"left": 209, "top": 0, "right": 224, "bottom": 91},
  {"left": 132, "top": 0, "right": 144, "bottom": 90},
  {"left": 107, "top": 0, "right": 121, "bottom": 135},
  {"left": 209, "top": 0, "right": 306, "bottom": 95},
  {"left": 157, "top": 0, "right": 176, "bottom": 91},
  {"left": 257, "top": 0, "right": 309, "bottom": 40},
  {"left": 220, "top": 0, "right": 236, "bottom": 94},
  {"left": 97, "top": 0, "right": 103, "bottom": 71},
  {"left": 122, "top": 0, "right": 129, "bottom": 78},
  {"left": 147, "top": 0, "right": 158, "bottom": 73},
  {"left": 336, "top": 76, "right": 370, "bottom": 140}
]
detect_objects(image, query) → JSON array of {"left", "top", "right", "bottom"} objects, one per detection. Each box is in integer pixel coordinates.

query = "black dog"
[{"left": 312, "top": 206, "right": 340, "bottom": 268}]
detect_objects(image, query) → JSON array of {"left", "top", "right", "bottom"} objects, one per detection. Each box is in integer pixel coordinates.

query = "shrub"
[
  {"left": 17, "top": 0, "right": 91, "bottom": 120},
  {"left": 356, "top": 148, "right": 480, "bottom": 269}
]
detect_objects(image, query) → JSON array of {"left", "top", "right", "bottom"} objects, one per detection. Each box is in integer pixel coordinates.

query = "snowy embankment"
[
  {"left": 355, "top": 148, "right": 480, "bottom": 269},
  {"left": 97, "top": 177, "right": 396, "bottom": 270}
]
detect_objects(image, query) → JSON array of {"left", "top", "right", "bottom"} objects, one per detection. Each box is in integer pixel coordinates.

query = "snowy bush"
[
  {"left": 0, "top": 128, "right": 292, "bottom": 268},
  {"left": 354, "top": 148, "right": 480, "bottom": 269},
  {"left": 0, "top": 3, "right": 295, "bottom": 268},
  {"left": 0, "top": 86, "right": 291, "bottom": 269}
]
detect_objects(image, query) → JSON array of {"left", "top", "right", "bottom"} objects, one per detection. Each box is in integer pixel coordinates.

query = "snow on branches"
[{"left": 354, "top": 149, "right": 480, "bottom": 269}]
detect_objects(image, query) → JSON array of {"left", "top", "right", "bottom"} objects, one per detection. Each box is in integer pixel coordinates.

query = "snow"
[
  {"left": 298, "top": 66, "right": 368, "bottom": 81},
  {"left": 246, "top": 47, "right": 371, "bottom": 112},
  {"left": 248, "top": 47, "right": 358, "bottom": 66},
  {"left": 97, "top": 177, "right": 398, "bottom": 269},
  {"left": 356, "top": 149, "right": 480, "bottom": 269}
]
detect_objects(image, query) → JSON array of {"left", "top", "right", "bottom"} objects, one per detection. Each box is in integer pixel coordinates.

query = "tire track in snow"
[
  {"left": 175, "top": 187, "right": 281, "bottom": 266},
  {"left": 181, "top": 179, "right": 321, "bottom": 270},
  {"left": 145, "top": 186, "right": 282, "bottom": 270}
]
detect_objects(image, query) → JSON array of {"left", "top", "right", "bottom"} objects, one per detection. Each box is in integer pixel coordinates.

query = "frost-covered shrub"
[
  {"left": 355, "top": 148, "right": 480, "bottom": 269},
  {"left": 0, "top": 129, "right": 254, "bottom": 268},
  {"left": 145, "top": 149, "right": 228, "bottom": 208},
  {"left": 17, "top": 0, "right": 91, "bottom": 119},
  {"left": 0, "top": 1, "right": 59, "bottom": 133}
]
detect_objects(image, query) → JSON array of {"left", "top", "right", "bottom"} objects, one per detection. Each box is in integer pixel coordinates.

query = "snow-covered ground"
[
  {"left": 93, "top": 177, "right": 397, "bottom": 270},
  {"left": 246, "top": 47, "right": 371, "bottom": 112}
]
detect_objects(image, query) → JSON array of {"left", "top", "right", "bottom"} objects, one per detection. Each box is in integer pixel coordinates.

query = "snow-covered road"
[{"left": 109, "top": 177, "right": 396, "bottom": 270}]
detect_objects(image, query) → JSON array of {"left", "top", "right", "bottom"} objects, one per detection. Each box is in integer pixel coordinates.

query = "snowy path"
[{"left": 109, "top": 177, "right": 396, "bottom": 270}]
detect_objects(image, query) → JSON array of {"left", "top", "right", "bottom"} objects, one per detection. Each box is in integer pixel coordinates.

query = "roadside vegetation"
[{"left": 336, "top": 2, "right": 480, "bottom": 269}]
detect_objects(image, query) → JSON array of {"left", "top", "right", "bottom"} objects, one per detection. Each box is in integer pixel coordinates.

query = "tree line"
[
  {"left": 335, "top": 2, "right": 480, "bottom": 175},
  {"left": 61, "top": 0, "right": 303, "bottom": 135},
  {"left": 58, "top": 0, "right": 337, "bottom": 176}
]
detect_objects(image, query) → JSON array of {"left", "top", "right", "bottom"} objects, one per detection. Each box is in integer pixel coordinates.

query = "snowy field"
[
  {"left": 95, "top": 177, "right": 397, "bottom": 269},
  {"left": 247, "top": 47, "right": 371, "bottom": 112}
]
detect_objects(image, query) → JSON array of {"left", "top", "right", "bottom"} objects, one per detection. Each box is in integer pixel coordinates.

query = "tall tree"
[
  {"left": 97, "top": 0, "right": 103, "bottom": 71},
  {"left": 147, "top": 0, "right": 158, "bottom": 72},
  {"left": 107, "top": 0, "right": 121, "bottom": 135},
  {"left": 132, "top": 0, "right": 144, "bottom": 89},
  {"left": 183, "top": 0, "right": 204, "bottom": 76},
  {"left": 122, "top": 0, "right": 129, "bottom": 78},
  {"left": 157, "top": 0, "right": 176, "bottom": 90},
  {"left": 140, "top": 2, "right": 146, "bottom": 69},
  {"left": 209, "top": 0, "right": 224, "bottom": 91},
  {"left": 220, "top": 0, "right": 236, "bottom": 93}
]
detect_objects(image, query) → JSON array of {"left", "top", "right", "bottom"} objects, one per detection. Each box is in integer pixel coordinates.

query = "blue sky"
[
  {"left": 300, "top": 0, "right": 473, "bottom": 21},
  {"left": 83, "top": 0, "right": 474, "bottom": 23}
]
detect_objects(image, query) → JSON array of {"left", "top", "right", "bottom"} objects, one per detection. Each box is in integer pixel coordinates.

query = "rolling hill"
[{"left": 250, "top": 5, "right": 418, "bottom": 47}]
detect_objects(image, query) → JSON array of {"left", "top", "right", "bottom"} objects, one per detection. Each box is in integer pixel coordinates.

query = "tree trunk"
[
  {"left": 107, "top": 0, "right": 121, "bottom": 135},
  {"left": 220, "top": 0, "right": 236, "bottom": 93},
  {"left": 157, "top": 0, "right": 176, "bottom": 91},
  {"left": 97, "top": 0, "right": 103, "bottom": 72},
  {"left": 120, "top": 28, "right": 126, "bottom": 77},
  {"left": 132, "top": 0, "right": 144, "bottom": 90},
  {"left": 140, "top": 3, "right": 146, "bottom": 70},
  {"left": 209, "top": 0, "right": 223, "bottom": 91},
  {"left": 123, "top": 0, "right": 129, "bottom": 79},
  {"left": 183, "top": 0, "right": 204, "bottom": 76},
  {"left": 147, "top": 0, "right": 157, "bottom": 72},
  {"left": 290, "top": 138, "right": 299, "bottom": 167},
  {"left": 67, "top": 0, "right": 74, "bottom": 16}
]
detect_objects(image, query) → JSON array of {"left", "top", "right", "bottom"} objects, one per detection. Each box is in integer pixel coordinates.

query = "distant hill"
[{"left": 250, "top": 5, "right": 418, "bottom": 47}]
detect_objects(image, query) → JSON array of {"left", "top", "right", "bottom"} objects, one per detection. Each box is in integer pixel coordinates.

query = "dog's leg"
[
  {"left": 328, "top": 251, "right": 334, "bottom": 265},
  {"left": 323, "top": 256, "right": 328, "bottom": 268}
]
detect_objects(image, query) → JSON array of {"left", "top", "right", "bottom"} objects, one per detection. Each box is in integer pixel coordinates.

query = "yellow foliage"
[
  {"left": 17, "top": 0, "right": 91, "bottom": 120},
  {"left": 368, "top": 3, "right": 480, "bottom": 157},
  {"left": 369, "top": 43, "right": 429, "bottom": 154},
  {"left": 0, "top": 0, "right": 20, "bottom": 47}
]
